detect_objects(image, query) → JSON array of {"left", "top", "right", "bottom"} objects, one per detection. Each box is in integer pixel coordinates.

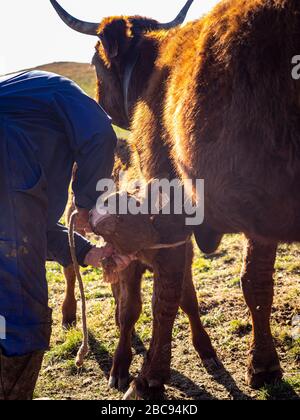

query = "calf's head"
[
  {"left": 89, "top": 192, "right": 160, "bottom": 256},
  {"left": 89, "top": 187, "right": 192, "bottom": 259},
  {"left": 50, "top": 0, "right": 194, "bottom": 129}
]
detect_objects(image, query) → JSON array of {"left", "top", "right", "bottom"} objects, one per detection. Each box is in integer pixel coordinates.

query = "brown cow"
[
  {"left": 51, "top": 0, "right": 300, "bottom": 397},
  {"left": 51, "top": 1, "right": 220, "bottom": 398}
]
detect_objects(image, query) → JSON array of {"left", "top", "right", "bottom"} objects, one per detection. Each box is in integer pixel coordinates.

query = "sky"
[{"left": 0, "top": 0, "right": 219, "bottom": 75}]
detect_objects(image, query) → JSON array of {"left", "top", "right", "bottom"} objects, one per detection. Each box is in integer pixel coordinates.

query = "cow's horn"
[
  {"left": 157, "top": 0, "right": 194, "bottom": 30},
  {"left": 50, "top": 0, "right": 99, "bottom": 36}
]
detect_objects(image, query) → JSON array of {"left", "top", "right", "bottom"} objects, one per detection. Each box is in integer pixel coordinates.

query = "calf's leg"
[
  {"left": 241, "top": 238, "right": 282, "bottom": 389},
  {"left": 125, "top": 247, "right": 186, "bottom": 400},
  {"left": 61, "top": 194, "right": 83, "bottom": 329},
  {"left": 180, "top": 244, "right": 218, "bottom": 366},
  {"left": 111, "top": 281, "right": 121, "bottom": 330},
  {"left": 62, "top": 264, "right": 77, "bottom": 329},
  {"left": 109, "top": 262, "right": 144, "bottom": 391}
]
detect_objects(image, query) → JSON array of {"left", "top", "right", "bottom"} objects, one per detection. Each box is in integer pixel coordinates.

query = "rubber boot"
[{"left": 0, "top": 350, "right": 44, "bottom": 400}]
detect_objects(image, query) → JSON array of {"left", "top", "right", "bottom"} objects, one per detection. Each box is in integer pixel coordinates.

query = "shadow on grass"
[
  {"left": 132, "top": 331, "right": 147, "bottom": 355},
  {"left": 89, "top": 329, "right": 251, "bottom": 400},
  {"left": 89, "top": 330, "right": 148, "bottom": 379},
  {"left": 204, "top": 360, "right": 252, "bottom": 400},
  {"left": 88, "top": 331, "right": 113, "bottom": 379},
  {"left": 170, "top": 369, "right": 216, "bottom": 400},
  {"left": 259, "top": 379, "right": 300, "bottom": 400},
  {"left": 204, "top": 251, "right": 227, "bottom": 260}
]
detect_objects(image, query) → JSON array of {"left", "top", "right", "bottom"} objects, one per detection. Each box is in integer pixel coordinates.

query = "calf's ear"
[
  {"left": 141, "top": 179, "right": 171, "bottom": 215},
  {"left": 99, "top": 18, "right": 133, "bottom": 60}
]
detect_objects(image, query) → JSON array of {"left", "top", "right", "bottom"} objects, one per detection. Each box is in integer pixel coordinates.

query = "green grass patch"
[
  {"left": 201, "top": 309, "right": 226, "bottom": 328},
  {"left": 46, "top": 329, "right": 82, "bottom": 363},
  {"left": 227, "top": 277, "right": 241, "bottom": 288},
  {"left": 193, "top": 257, "right": 212, "bottom": 274},
  {"left": 289, "top": 339, "right": 300, "bottom": 362},
  {"left": 229, "top": 319, "right": 252, "bottom": 336},
  {"left": 258, "top": 376, "right": 300, "bottom": 400}
]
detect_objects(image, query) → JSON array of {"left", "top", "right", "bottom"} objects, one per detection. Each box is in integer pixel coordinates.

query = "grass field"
[{"left": 34, "top": 62, "right": 300, "bottom": 400}]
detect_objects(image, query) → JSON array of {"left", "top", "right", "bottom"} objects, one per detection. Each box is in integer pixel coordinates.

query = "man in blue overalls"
[{"left": 0, "top": 70, "right": 124, "bottom": 399}]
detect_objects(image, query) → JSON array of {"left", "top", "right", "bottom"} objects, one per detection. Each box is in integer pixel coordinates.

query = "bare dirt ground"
[{"left": 33, "top": 63, "right": 300, "bottom": 400}]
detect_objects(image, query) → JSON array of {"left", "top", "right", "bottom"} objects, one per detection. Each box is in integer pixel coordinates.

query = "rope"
[
  {"left": 68, "top": 211, "right": 89, "bottom": 368},
  {"left": 147, "top": 240, "right": 188, "bottom": 250}
]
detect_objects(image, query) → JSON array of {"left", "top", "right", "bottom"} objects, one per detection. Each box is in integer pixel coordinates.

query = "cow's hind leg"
[
  {"left": 109, "top": 262, "right": 144, "bottom": 392},
  {"left": 241, "top": 238, "right": 283, "bottom": 389},
  {"left": 180, "top": 243, "right": 219, "bottom": 368}
]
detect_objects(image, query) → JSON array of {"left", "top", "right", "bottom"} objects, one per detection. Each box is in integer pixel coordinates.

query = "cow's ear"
[
  {"left": 100, "top": 33, "right": 119, "bottom": 59},
  {"left": 99, "top": 18, "right": 133, "bottom": 60}
]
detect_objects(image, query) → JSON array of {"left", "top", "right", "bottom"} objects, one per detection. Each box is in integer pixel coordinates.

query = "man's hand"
[
  {"left": 111, "top": 253, "right": 137, "bottom": 272},
  {"left": 84, "top": 245, "right": 137, "bottom": 275},
  {"left": 75, "top": 208, "right": 92, "bottom": 234},
  {"left": 84, "top": 244, "right": 114, "bottom": 267}
]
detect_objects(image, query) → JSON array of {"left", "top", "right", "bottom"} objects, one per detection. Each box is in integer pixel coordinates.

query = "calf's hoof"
[
  {"left": 123, "top": 378, "right": 165, "bottom": 400},
  {"left": 62, "top": 301, "right": 77, "bottom": 330},
  {"left": 108, "top": 374, "right": 130, "bottom": 392},
  {"left": 109, "top": 356, "right": 132, "bottom": 392},
  {"left": 62, "top": 317, "right": 77, "bottom": 330},
  {"left": 246, "top": 363, "right": 283, "bottom": 389}
]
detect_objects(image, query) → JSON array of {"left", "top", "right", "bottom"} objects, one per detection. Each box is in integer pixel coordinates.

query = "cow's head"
[{"left": 50, "top": 0, "right": 194, "bottom": 129}]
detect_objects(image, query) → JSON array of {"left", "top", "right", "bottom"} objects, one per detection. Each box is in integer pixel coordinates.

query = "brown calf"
[{"left": 63, "top": 139, "right": 218, "bottom": 398}]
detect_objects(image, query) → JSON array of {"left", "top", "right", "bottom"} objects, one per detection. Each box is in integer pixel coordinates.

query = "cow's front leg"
[
  {"left": 241, "top": 238, "right": 282, "bottom": 389},
  {"left": 124, "top": 247, "right": 185, "bottom": 400},
  {"left": 109, "top": 262, "right": 144, "bottom": 392}
]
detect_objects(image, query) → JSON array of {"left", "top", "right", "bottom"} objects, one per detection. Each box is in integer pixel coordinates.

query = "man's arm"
[
  {"left": 47, "top": 223, "right": 135, "bottom": 275},
  {"left": 47, "top": 223, "right": 93, "bottom": 268},
  {"left": 72, "top": 130, "right": 116, "bottom": 211},
  {"left": 52, "top": 78, "right": 117, "bottom": 211}
]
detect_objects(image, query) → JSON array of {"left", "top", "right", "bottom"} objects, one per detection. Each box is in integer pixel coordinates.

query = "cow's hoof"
[
  {"left": 246, "top": 364, "right": 283, "bottom": 389},
  {"left": 202, "top": 357, "right": 222, "bottom": 372},
  {"left": 108, "top": 375, "right": 130, "bottom": 392},
  {"left": 123, "top": 378, "right": 165, "bottom": 400}
]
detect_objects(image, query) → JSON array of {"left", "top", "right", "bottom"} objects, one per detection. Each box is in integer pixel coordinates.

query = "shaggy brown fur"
[{"left": 88, "top": 0, "right": 300, "bottom": 393}]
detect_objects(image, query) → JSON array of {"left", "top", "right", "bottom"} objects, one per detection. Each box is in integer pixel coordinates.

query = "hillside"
[{"left": 35, "top": 62, "right": 96, "bottom": 98}]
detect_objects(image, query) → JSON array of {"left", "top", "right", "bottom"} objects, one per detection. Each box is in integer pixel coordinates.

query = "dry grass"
[{"left": 33, "top": 62, "right": 299, "bottom": 400}]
